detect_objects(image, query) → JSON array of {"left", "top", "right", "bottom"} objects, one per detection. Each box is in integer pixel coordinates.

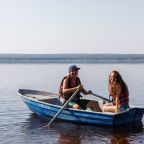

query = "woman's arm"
[{"left": 115, "top": 84, "right": 121, "bottom": 113}]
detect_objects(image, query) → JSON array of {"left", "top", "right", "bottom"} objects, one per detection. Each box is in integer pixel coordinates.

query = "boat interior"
[
  {"left": 18, "top": 89, "right": 105, "bottom": 110},
  {"left": 19, "top": 89, "right": 64, "bottom": 106}
]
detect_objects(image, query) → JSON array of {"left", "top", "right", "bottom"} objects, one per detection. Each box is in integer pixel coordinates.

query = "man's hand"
[
  {"left": 77, "top": 85, "right": 83, "bottom": 92},
  {"left": 87, "top": 90, "right": 92, "bottom": 95}
]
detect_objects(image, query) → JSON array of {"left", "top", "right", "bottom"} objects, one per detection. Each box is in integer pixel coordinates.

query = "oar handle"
[
  {"left": 92, "top": 93, "right": 111, "bottom": 102},
  {"left": 45, "top": 88, "right": 79, "bottom": 127}
]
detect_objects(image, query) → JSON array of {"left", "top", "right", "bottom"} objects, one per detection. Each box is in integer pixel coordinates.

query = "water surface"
[{"left": 0, "top": 64, "right": 143, "bottom": 144}]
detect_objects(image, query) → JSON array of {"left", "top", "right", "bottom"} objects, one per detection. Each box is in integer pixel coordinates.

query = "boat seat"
[{"left": 39, "top": 98, "right": 63, "bottom": 106}]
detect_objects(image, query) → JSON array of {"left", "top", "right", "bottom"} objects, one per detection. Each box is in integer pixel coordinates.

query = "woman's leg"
[{"left": 103, "top": 103, "right": 116, "bottom": 113}]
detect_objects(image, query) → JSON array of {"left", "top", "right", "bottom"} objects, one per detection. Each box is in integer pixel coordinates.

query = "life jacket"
[
  {"left": 109, "top": 84, "right": 129, "bottom": 106},
  {"left": 59, "top": 76, "right": 81, "bottom": 100},
  {"left": 118, "top": 92, "right": 129, "bottom": 106}
]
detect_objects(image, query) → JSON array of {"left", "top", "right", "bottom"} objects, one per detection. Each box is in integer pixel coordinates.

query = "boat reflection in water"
[{"left": 21, "top": 113, "right": 143, "bottom": 144}]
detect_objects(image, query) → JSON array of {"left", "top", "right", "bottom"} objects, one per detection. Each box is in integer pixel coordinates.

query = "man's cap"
[{"left": 69, "top": 65, "right": 80, "bottom": 73}]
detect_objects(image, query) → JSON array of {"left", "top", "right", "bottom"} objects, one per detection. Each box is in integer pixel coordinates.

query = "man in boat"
[
  {"left": 103, "top": 70, "right": 129, "bottom": 113},
  {"left": 59, "top": 65, "right": 102, "bottom": 112}
]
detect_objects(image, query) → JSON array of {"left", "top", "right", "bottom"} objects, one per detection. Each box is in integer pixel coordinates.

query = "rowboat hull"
[{"left": 18, "top": 89, "right": 144, "bottom": 126}]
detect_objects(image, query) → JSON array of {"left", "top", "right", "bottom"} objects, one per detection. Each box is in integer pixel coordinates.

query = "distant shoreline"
[{"left": 0, "top": 54, "right": 144, "bottom": 63}]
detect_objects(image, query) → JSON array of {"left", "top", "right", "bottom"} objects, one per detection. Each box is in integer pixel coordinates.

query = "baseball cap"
[{"left": 69, "top": 65, "right": 80, "bottom": 73}]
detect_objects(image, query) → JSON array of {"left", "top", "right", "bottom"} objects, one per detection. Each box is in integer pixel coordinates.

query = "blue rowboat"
[{"left": 18, "top": 89, "right": 144, "bottom": 126}]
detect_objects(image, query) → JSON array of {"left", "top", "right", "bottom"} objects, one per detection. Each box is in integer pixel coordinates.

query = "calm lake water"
[{"left": 0, "top": 63, "right": 144, "bottom": 144}]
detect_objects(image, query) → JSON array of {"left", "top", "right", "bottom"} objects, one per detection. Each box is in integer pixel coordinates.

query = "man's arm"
[{"left": 62, "top": 78, "right": 80, "bottom": 94}]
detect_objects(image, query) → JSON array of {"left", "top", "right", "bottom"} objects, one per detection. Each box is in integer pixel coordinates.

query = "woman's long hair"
[{"left": 109, "top": 71, "right": 129, "bottom": 96}]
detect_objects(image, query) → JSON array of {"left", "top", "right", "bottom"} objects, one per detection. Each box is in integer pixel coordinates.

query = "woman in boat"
[
  {"left": 59, "top": 65, "right": 102, "bottom": 112},
  {"left": 103, "top": 70, "right": 129, "bottom": 113}
]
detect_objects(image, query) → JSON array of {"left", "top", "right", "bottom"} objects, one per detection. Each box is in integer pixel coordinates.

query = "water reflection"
[
  {"left": 22, "top": 113, "right": 49, "bottom": 129},
  {"left": 58, "top": 126, "right": 81, "bottom": 144},
  {"left": 22, "top": 114, "right": 144, "bottom": 144},
  {"left": 111, "top": 122, "right": 143, "bottom": 144}
]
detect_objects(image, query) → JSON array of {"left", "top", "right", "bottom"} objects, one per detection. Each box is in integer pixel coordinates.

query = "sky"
[{"left": 0, "top": 0, "right": 144, "bottom": 54}]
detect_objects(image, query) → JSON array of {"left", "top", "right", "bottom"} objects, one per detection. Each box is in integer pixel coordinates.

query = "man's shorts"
[{"left": 68, "top": 99, "right": 89, "bottom": 110}]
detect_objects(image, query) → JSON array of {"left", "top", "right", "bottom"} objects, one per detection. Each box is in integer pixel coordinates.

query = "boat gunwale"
[{"left": 18, "top": 89, "right": 134, "bottom": 116}]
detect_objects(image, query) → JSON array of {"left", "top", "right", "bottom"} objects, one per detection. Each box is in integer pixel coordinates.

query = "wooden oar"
[
  {"left": 44, "top": 88, "right": 79, "bottom": 127},
  {"left": 92, "top": 93, "right": 111, "bottom": 102}
]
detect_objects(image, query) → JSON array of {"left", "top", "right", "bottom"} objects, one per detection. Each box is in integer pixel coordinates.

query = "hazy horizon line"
[{"left": 0, "top": 53, "right": 144, "bottom": 55}]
